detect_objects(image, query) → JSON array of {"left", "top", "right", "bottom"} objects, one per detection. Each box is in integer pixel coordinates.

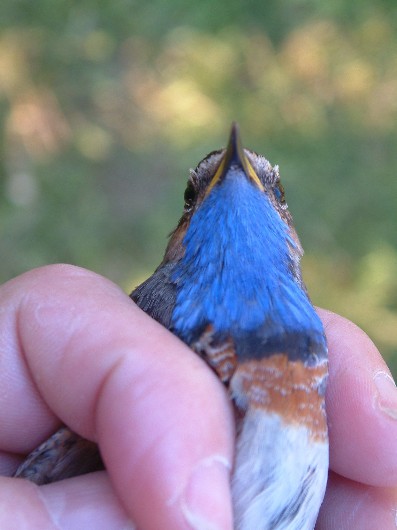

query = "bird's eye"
[
  {"left": 274, "top": 182, "right": 286, "bottom": 206},
  {"left": 184, "top": 181, "right": 196, "bottom": 211}
]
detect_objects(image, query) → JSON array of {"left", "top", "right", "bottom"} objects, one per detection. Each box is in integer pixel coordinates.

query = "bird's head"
[{"left": 164, "top": 123, "right": 303, "bottom": 273}]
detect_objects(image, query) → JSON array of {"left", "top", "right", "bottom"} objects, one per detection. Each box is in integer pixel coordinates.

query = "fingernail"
[
  {"left": 181, "top": 456, "right": 232, "bottom": 530},
  {"left": 373, "top": 371, "right": 397, "bottom": 420}
]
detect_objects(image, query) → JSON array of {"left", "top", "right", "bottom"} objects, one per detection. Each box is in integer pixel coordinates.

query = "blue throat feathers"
[{"left": 171, "top": 167, "right": 327, "bottom": 364}]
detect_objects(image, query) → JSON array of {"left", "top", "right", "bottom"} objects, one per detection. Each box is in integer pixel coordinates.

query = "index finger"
[
  {"left": 319, "top": 308, "right": 397, "bottom": 488},
  {"left": 1, "top": 265, "right": 234, "bottom": 530}
]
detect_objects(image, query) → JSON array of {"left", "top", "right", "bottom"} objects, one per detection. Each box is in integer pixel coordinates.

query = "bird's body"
[{"left": 15, "top": 125, "right": 328, "bottom": 529}]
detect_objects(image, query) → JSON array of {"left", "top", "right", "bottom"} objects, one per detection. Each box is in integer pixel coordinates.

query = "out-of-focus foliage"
[{"left": 1, "top": 2, "right": 397, "bottom": 370}]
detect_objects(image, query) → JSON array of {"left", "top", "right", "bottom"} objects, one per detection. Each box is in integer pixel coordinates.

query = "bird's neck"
[{"left": 171, "top": 177, "right": 326, "bottom": 360}]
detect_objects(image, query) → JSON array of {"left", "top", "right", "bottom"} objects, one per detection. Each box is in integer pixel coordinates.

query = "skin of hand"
[{"left": 0, "top": 265, "right": 396, "bottom": 530}]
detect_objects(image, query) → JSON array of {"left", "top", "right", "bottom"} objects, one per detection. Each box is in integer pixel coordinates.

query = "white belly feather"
[{"left": 232, "top": 409, "right": 328, "bottom": 530}]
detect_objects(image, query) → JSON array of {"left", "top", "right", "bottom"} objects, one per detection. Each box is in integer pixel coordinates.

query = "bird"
[{"left": 14, "top": 124, "right": 329, "bottom": 529}]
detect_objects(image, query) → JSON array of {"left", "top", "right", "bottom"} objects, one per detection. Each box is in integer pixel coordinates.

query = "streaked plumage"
[{"left": 15, "top": 124, "right": 328, "bottom": 529}]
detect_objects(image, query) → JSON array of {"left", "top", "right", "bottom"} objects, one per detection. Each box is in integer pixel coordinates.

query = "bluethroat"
[{"left": 15, "top": 124, "right": 328, "bottom": 529}]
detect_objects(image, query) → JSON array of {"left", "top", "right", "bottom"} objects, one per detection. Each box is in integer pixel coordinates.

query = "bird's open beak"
[{"left": 206, "top": 123, "right": 264, "bottom": 197}]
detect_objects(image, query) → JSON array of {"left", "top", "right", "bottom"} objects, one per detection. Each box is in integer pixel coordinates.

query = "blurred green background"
[{"left": 1, "top": 2, "right": 397, "bottom": 372}]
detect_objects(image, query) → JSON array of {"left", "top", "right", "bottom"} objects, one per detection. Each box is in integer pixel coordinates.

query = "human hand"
[
  {"left": 1, "top": 265, "right": 396, "bottom": 529},
  {"left": 315, "top": 308, "right": 397, "bottom": 529},
  {"left": 1, "top": 264, "right": 234, "bottom": 529}
]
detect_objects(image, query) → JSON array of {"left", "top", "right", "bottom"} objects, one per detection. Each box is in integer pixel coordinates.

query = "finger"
[
  {"left": 0, "top": 272, "right": 62, "bottom": 453},
  {"left": 2, "top": 265, "right": 234, "bottom": 530},
  {"left": 316, "top": 471, "right": 397, "bottom": 530},
  {"left": 0, "top": 473, "right": 132, "bottom": 530},
  {"left": 319, "top": 309, "right": 397, "bottom": 487},
  {"left": 0, "top": 453, "right": 23, "bottom": 476}
]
